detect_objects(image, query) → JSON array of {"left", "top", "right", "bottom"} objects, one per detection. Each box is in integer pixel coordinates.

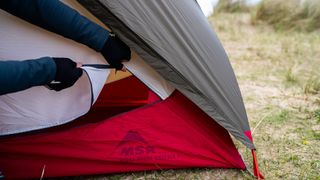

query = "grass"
[
  {"left": 214, "top": 0, "right": 251, "bottom": 13},
  {"left": 209, "top": 5, "right": 320, "bottom": 177},
  {"left": 285, "top": 67, "right": 298, "bottom": 85},
  {"left": 68, "top": 4, "right": 320, "bottom": 180},
  {"left": 314, "top": 109, "right": 320, "bottom": 122},
  {"left": 266, "top": 110, "right": 290, "bottom": 124},
  {"left": 209, "top": 11, "right": 320, "bottom": 179},
  {"left": 252, "top": 0, "right": 320, "bottom": 32},
  {"left": 304, "top": 77, "right": 320, "bottom": 94}
]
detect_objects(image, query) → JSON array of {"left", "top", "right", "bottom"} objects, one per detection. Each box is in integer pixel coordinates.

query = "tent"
[{"left": 0, "top": 0, "right": 263, "bottom": 179}]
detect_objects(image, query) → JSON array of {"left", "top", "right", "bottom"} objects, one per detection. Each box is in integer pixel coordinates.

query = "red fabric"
[
  {"left": 244, "top": 131, "right": 253, "bottom": 142},
  {"left": 0, "top": 77, "right": 245, "bottom": 179},
  {"left": 94, "top": 76, "right": 150, "bottom": 107},
  {"left": 252, "top": 150, "right": 265, "bottom": 179},
  {"left": 245, "top": 131, "right": 264, "bottom": 179}
]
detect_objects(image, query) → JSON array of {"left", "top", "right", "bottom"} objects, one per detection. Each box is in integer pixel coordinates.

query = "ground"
[
  {"left": 68, "top": 12, "right": 320, "bottom": 180},
  {"left": 212, "top": 12, "right": 320, "bottom": 180}
]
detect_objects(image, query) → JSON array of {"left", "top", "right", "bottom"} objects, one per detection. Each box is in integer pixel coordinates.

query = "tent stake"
[{"left": 252, "top": 150, "right": 264, "bottom": 179}]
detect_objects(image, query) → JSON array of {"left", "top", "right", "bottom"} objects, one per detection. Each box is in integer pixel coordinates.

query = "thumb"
[
  {"left": 74, "top": 68, "right": 83, "bottom": 79},
  {"left": 69, "top": 68, "right": 83, "bottom": 85}
]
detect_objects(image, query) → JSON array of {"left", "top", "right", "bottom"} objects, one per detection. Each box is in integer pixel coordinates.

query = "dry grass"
[
  {"left": 63, "top": 9, "right": 320, "bottom": 180},
  {"left": 210, "top": 12, "right": 320, "bottom": 179},
  {"left": 252, "top": 0, "right": 320, "bottom": 32},
  {"left": 215, "top": 0, "right": 251, "bottom": 13}
]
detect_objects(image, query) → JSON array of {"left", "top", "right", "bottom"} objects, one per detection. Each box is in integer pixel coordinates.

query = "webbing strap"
[{"left": 82, "top": 64, "right": 113, "bottom": 69}]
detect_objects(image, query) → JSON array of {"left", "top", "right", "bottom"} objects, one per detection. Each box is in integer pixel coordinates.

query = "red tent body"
[{"left": 0, "top": 77, "right": 245, "bottom": 179}]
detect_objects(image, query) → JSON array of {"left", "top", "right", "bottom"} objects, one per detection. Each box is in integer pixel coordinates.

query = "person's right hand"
[
  {"left": 101, "top": 34, "right": 131, "bottom": 71},
  {"left": 47, "top": 57, "right": 83, "bottom": 91}
]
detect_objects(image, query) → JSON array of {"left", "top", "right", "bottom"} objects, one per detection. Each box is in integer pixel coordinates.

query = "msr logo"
[
  {"left": 120, "top": 145, "right": 155, "bottom": 156},
  {"left": 111, "top": 130, "right": 177, "bottom": 162},
  {"left": 113, "top": 130, "right": 156, "bottom": 157}
]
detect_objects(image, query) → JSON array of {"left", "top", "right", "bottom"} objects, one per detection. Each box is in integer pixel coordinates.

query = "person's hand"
[
  {"left": 47, "top": 58, "right": 83, "bottom": 91},
  {"left": 101, "top": 34, "right": 131, "bottom": 71}
]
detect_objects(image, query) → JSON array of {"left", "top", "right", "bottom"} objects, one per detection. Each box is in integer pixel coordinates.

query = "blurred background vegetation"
[
  {"left": 253, "top": 0, "right": 320, "bottom": 32},
  {"left": 215, "top": 0, "right": 320, "bottom": 32}
]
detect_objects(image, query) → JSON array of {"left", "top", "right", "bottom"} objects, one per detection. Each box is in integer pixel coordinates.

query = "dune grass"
[
  {"left": 214, "top": 0, "right": 251, "bottom": 13},
  {"left": 252, "top": 0, "right": 320, "bottom": 32}
]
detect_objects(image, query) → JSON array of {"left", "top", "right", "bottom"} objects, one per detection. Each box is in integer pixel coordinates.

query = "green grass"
[
  {"left": 252, "top": 0, "right": 320, "bottom": 32},
  {"left": 266, "top": 110, "right": 290, "bottom": 124},
  {"left": 314, "top": 109, "right": 320, "bottom": 122}
]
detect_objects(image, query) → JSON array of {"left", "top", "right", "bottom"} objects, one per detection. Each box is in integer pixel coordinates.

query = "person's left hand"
[{"left": 47, "top": 57, "right": 83, "bottom": 91}]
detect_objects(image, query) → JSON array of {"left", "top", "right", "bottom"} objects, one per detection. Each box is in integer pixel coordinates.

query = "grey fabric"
[{"left": 78, "top": 0, "right": 254, "bottom": 149}]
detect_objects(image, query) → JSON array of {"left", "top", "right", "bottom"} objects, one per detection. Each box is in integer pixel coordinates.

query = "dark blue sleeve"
[
  {"left": 0, "top": 0, "right": 109, "bottom": 51},
  {"left": 0, "top": 57, "right": 56, "bottom": 95}
]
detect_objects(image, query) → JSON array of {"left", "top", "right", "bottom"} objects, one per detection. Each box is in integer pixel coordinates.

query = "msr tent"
[{"left": 0, "top": 0, "right": 263, "bottom": 179}]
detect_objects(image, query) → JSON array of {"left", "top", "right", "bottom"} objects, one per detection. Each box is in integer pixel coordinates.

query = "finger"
[
  {"left": 47, "top": 83, "right": 65, "bottom": 91},
  {"left": 70, "top": 68, "right": 83, "bottom": 83},
  {"left": 76, "top": 62, "right": 82, "bottom": 68},
  {"left": 121, "top": 66, "right": 127, "bottom": 72},
  {"left": 74, "top": 68, "right": 83, "bottom": 78},
  {"left": 121, "top": 59, "right": 130, "bottom": 63}
]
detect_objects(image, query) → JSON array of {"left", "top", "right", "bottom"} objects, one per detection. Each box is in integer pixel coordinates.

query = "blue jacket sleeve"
[
  {"left": 0, "top": 57, "right": 56, "bottom": 95},
  {"left": 0, "top": 0, "right": 109, "bottom": 51}
]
